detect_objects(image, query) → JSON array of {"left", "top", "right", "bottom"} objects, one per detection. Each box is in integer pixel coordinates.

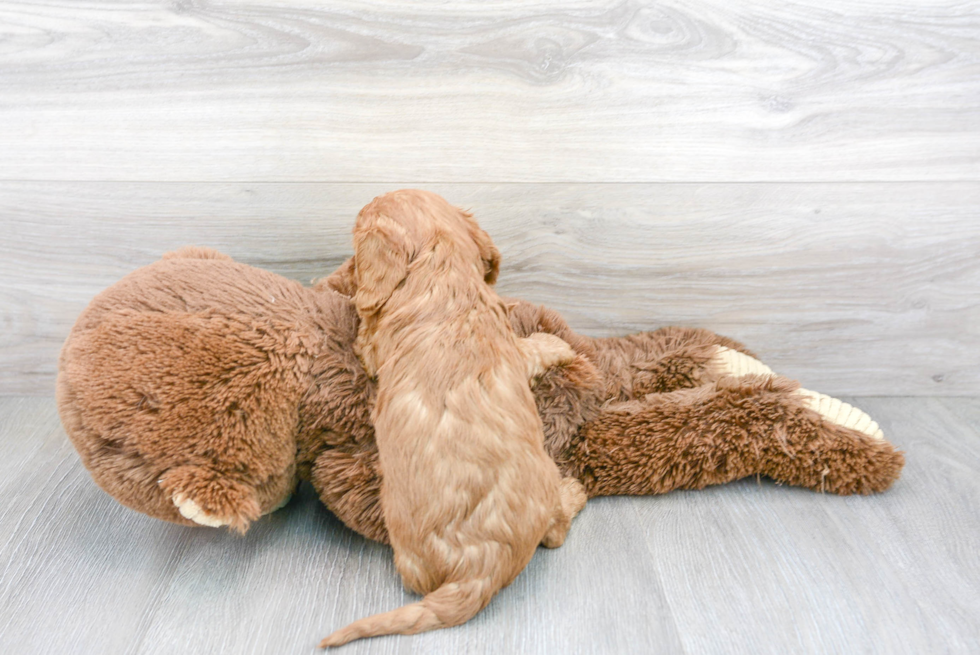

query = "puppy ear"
[
  {"left": 353, "top": 224, "right": 409, "bottom": 314},
  {"left": 471, "top": 225, "right": 501, "bottom": 285}
]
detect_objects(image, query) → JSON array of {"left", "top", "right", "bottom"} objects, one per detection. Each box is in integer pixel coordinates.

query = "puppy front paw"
[{"left": 521, "top": 333, "right": 577, "bottom": 379}]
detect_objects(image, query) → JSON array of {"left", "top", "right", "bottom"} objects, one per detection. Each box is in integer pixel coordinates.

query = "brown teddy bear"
[{"left": 57, "top": 242, "right": 904, "bottom": 542}]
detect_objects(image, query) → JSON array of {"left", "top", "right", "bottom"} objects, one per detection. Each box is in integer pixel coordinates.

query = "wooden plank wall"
[{"left": 1, "top": 0, "right": 978, "bottom": 396}]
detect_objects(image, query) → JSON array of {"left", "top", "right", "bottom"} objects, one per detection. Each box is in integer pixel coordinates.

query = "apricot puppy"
[{"left": 320, "top": 190, "right": 587, "bottom": 647}]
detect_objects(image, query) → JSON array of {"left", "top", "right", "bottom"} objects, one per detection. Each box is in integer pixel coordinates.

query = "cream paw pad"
[
  {"left": 793, "top": 388, "right": 884, "bottom": 440},
  {"left": 172, "top": 493, "right": 231, "bottom": 528},
  {"left": 172, "top": 491, "right": 292, "bottom": 528},
  {"left": 712, "top": 345, "right": 775, "bottom": 378}
]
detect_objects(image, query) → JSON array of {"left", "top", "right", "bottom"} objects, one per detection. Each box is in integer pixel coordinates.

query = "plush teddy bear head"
[{"left": 57, "top": 247, "right": 333, "bottom": 531}]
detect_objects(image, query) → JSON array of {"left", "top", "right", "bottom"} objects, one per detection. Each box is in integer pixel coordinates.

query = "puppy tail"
[{"left": 319, "top": 578, "right": 492, "bottom": 648}]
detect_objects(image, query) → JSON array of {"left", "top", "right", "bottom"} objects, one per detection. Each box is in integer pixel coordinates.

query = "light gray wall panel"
[{"left": 1, "top": 182, "right": 976, "bottom": 396}]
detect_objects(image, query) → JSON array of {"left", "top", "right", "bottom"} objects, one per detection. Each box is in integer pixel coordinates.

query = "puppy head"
[{"left": 351, "top": 190, "right": 501, "bottom": 314}]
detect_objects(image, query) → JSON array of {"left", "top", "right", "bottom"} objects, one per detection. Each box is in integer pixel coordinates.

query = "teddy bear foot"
[
  {"left": 158, "top": 466, "right": 263, "bottom": 534},
  {"left": 172, "top": 493, "right": 232, "bottom": 528},
  {"left": 171, "top": 491, "right": 290, "bottom": 528},
  {"left": 794, "top": 389, "right": 884, "bottom": 440},
  {"left": 268, "top": 492, "right": 292, "bottom": 513},
  {"left": 172, "top": 490, "right": 293, "bottom": 533},
  {"left": 710, "top": 346, "right": 884, "bottom": 440},
  {"left": 711, "top": 346, "right": 775, "bottom": 378}
]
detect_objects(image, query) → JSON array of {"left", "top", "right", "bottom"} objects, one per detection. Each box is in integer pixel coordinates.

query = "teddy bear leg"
[
  {"left": 541, "top": 477, "right": 588, "bottom": 548},
  {"left": 708, "top": 346, "right": 884, "bottom": 440},
  {"left": 575, "top": 374, "right": 903, "bottom": 498},
  {"left": 714, "top": 375, "right": 902, "bottom": 494}
]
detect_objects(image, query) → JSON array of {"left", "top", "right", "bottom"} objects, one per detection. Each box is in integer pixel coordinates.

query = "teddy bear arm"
[{"left": 318, "top": 257, "right": 356, "bottom": 298}]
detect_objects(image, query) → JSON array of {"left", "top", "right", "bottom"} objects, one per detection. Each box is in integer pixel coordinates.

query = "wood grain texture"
[
  {"left": 2, "top": 181, "right": 977, "bottom": 396},
  {"left": 0, "top": 0, "right": 978, "bottom": 182},
  {"left": 1, "top": 396, "right": 978, "bottom": 654},
  {"left": 631, "top": 396, "right": 980, "bottom": 654}
]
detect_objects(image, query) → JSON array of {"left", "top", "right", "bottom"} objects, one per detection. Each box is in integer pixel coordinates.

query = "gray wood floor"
[{"left": 1, "top": 396, "right": 978, "bottom": 655}]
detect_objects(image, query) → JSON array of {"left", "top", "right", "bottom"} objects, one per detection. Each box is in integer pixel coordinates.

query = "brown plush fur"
[
  {"left": 58, "top": 211, "right": 905, "bottom": 547},
  {"left": 57, "top": 247, "right": 310, "bottom": 533},
  {"left": 319, "top": 190, "right": 586, "bottom": 647}
]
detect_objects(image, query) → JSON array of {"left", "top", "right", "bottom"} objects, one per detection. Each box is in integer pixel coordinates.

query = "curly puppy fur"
[{"left": 319, "top": 190, "right": 587, "bottom": 647}]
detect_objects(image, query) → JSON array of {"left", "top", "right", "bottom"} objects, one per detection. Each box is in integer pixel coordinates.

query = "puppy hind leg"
[{"left": 541, "top": 477, "right": 587, "bottom": 548}]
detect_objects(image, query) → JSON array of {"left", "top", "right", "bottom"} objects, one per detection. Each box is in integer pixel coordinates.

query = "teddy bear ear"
[
  {"left": 322, "top": 257, "right": 357, "bottom": 297},
  {"left": 353, "top": 223, "right": 409, "bottom": 314}
]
